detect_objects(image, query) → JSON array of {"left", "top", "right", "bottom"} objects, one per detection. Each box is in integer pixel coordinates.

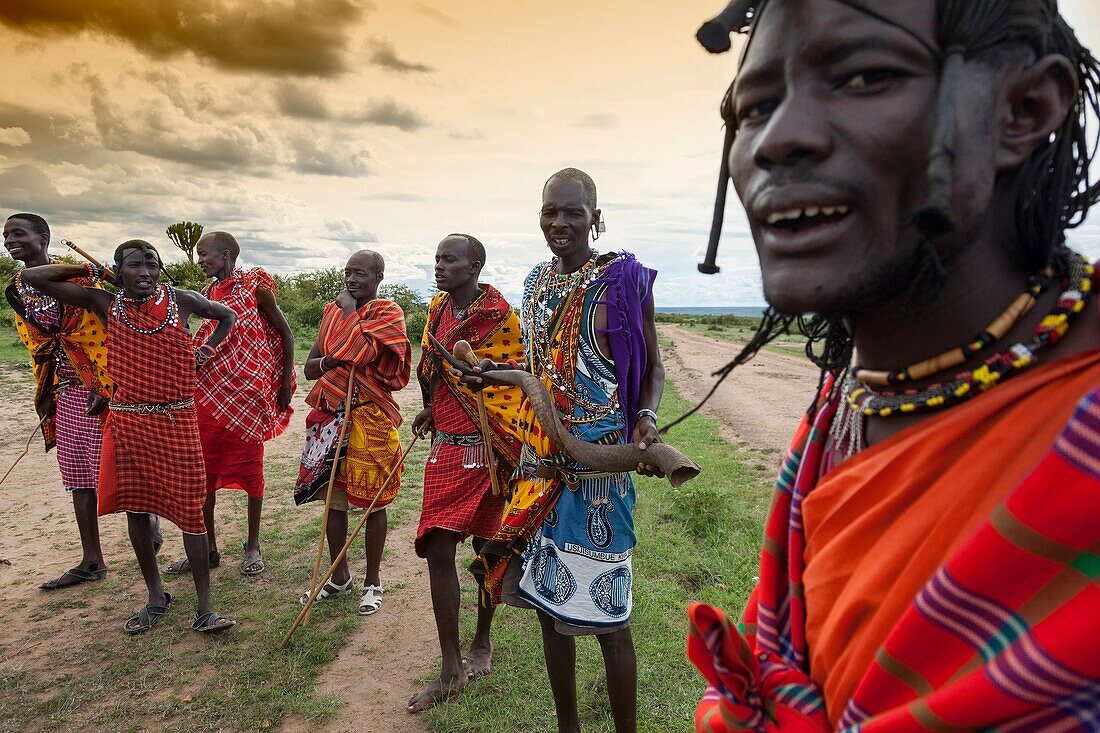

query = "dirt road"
[{"left": 658, "top": 325, "right": 820, "bottom": 461}]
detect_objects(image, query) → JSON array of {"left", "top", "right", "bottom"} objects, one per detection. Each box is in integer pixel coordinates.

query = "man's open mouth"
[{"left": 764, "top": 205, "right": 852, "bottom": 233}]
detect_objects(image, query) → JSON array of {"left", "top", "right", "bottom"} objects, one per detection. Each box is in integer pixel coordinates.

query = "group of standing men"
[{"left": 4, "top": 165, "right": 665, "bottom": 731}]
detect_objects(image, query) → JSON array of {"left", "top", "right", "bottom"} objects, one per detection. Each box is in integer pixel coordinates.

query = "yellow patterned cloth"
[
  {"left": 6, "top": 273, "right": 112, "bottom": 449},
  {"left": 337, "top": 401, "right": 403, "bottom": 510}
]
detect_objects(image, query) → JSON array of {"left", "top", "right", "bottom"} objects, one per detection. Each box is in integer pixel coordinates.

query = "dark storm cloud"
[
  {"left": 345, "top": 97, "right": 427, "bottom": 131},
  {"left": 368, "top": 38, "right": 434, "bottom": 73},
  {"left": 0, "top": 0, "right": 372, "bottom": 77}
]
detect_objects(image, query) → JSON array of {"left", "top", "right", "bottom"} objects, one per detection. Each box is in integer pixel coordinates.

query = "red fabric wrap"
[
  {"left": 197, "top": 400, "right": 265, "bottom": 498},
  {"left": 195, "top": 267, "right": 294, "bottom": 442},
  {"left": 98, "top": 287, "right": 206, "bottom": 534}
]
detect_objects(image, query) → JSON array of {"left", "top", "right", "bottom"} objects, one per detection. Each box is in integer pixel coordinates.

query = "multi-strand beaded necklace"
[
  {"left": 832, "top": 251, "right": 1094, "bottom": 457},
  {"left": 525, "top": 251, "right": 620, "bottom": 424},
  {"left": 111, "top": 284, "right": 180, "bottom": 335},
  {"left": 14, "top": 271, "right": 59, "bottom": 327}
]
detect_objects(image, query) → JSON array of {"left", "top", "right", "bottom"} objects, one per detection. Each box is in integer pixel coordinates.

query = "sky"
[{"left": 1, "top": 1, "right": 1099, "bottom": 307}]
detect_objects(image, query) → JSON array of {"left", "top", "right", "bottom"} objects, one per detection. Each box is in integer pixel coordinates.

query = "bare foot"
[
  {"left": 407, "top": 673, "right": 468, "bottom": 713},
  {"left": 466, "top": 641, "right": 492, "bottom": 678}
]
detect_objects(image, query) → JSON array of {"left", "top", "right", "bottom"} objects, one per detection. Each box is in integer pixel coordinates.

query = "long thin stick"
[
  {"left": 0, "top": 418, "right": 45, "bottom": 487},
  {"left": 305, "top": 366, "right": 357, "bottom": 626},
  {"left": 455, "top": 340, "right": 501, "bottom": 495},
  {"left": 281, "top": 433, "right": 420, "bottom": 649},
  {"left": 60, "top": 239, "right": 105, "bottom": 268}
]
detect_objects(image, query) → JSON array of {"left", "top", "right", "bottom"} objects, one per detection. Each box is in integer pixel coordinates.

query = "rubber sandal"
[
  {"left": 39, "top": 565, "right": 108, "bottom": 590},
  {"left": 358, "top": 584, "right": 384, "bottom": 616},
  {"left": 240, "top": 545, "right": 264, "bottom": 576},
  {"left": 123, "top": 592, "right": 173, "bottom": 635},
  {"left": 192, "top": 610, "right": 236, "bottom": 634},
  {"left": 298, "top": 577, "right": 353, "bottom": 605},
  {"left": 162, "top": 550, "right": 221, "bottom": 576}
]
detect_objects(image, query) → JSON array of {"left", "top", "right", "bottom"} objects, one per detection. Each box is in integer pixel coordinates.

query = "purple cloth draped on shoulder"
[{"left": 596, "top": 251, "right": 657, "bottom": 440}]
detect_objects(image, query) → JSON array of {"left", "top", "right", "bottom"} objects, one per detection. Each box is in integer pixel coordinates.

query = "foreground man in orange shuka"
[{"left": 688, "top": 1, "right": 1100, "bottom": 730}]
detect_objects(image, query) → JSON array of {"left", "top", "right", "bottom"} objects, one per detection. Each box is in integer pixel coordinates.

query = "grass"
[
  {"left": 0, "top": 325, "right": 30, "bottom": 366},
  {"left": 422, "top": 376, "right": 774, "bottom": 733}
]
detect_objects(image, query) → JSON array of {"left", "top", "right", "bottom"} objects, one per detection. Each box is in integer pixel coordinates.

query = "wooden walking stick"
[
  {"left": 0, "top": 417, "right": 46, "bottom": 487},
  {"left": 453, "top": 341, "right": 502, "bottom": 496},
  {"left": 281, "top": 432, "right": 421, "bottom": 649},
  {"left": 304, "top": 365, "right": 357, "bottom": 626}
]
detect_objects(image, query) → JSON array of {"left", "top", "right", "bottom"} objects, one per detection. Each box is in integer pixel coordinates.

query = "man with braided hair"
[
  {"left": 23, "top": 240, "right": 239, "bottom": 634},
  {"left": 4, "top": 213, "right": 112, "bottom": 590},
  {"left": 686, "top": 1, "right": 1100, "bottom": 730}
]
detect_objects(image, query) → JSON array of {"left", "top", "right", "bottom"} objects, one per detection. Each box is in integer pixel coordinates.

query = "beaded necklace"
[
  {"left": 832, "top": 252, "right": 1094, "bottom": 457},
  {"left": 112, "top": 284, "right": 180, "bottom": 335},
  {"left": 526, "top": 251, "right": 620, "bottom": 423},
  {"left": 14, "top": 271, "right": 59, "bottom": 326}
]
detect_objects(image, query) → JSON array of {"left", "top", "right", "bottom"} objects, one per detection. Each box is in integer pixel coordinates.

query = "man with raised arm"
[
  {"left": 294, "top": 250, "right": 411, "bottom": 617},
  {"left": 407, "top": 233, "right": 525, "bottom": 713},
  {"left": 687, "top": 2, "right": 1100, "bottom": 730},
  {"left": 23, "top": 240, "right": 239, "bottom": 634}
]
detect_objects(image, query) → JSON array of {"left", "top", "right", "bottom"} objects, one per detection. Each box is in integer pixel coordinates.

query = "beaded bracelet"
[{"left": 84, "top": 262, "right": 101, "bottom": 281}]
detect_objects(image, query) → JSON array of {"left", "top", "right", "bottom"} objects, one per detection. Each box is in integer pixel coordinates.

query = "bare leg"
[
  {"left": 202, "top": 492, "right": 218, "bottom": 556},
  {"left": 245, "top": 495, "right": 262, "bottom": 555},
  {"left": 597, "top": 627, "right": 638, "bottom": 733},
  {"left": 127, "top": 512, "right": 166, "bottom": 607},
  {"left": 407, "top": 529, "right": 468, "bottom": 713},
  {"left": 467, "top": 535, "right": 495, "bottom": 677},
  {"left": 362, "top": 508, "right": 387, "bottom": 587},
  {"left": 72, "top": 488, "right": 105, "bottom": 570},
  {"left": 183, "top": 531, "right": 214, "bottom": 616},
  {"left": 326, "top": 509, "right": 351, "bottom": 586},
  {"left": 538, "top": 610, "right": 580, "bottom": 733}
]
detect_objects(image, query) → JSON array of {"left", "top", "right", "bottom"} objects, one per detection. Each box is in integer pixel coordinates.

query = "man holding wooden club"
[{"left": 294, "top": 250, "right": 411, "bottom": 616}]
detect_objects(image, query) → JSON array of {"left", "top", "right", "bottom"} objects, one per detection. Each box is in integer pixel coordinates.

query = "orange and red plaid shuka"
[
  {"left": 689, "top": 346, "right": 1100, "bottom": 732},
  {"left": 295, "top": 298, "right": 411, "bottom": 509}
]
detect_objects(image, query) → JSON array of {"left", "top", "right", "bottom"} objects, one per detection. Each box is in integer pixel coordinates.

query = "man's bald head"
[
  {"left": 198, "top": 231, "right": 240, "bottom": 259},
  {"left": 346, "top": 249, "right": 384, "bottom": 274}
]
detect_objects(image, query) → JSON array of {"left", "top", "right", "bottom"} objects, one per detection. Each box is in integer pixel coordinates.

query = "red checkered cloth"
[
  {"left": 197, "top": 400, "right": 265, "bottom": 498},
  {"left": 98, "top": 287, "right": 206, "bottom": 534},
  {"left": 195, "top": 268, "right": 294, "bottom": 443},
  {"left": 54, "top": 378, "right": 102, "bottom": 492},
  {"left": 415, "top": 383, "right": 506, "bottom": 557}
]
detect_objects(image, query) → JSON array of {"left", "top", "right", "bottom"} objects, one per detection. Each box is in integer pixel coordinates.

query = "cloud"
[
  {"left": 368, "top": 37, "right": 433, "bottom": 73},
  {"left": 273, "top": 81, "right": 332, "bottom": 120},
  {"left": 569, "top": 113, "right": 620, "bottom": 129},
  {"left": 324, "top": 219, "right": 379, "bottom": 245},
  {"left": 0, "top": 0, "right": 372, "bottom": 77},
  {"left": 409, "top": 2, "right": 458, "bottom": 28},
  {"left": 345, "top": 97, "right": 428, "bottom": 131},
  {"left": 290, "top": 137, "right": 373, "bottom": 177},
  {"left": 0, "top": 126, "right": 31, "bottom": 146},
  {"left": 363, "top": 192, "right": 428, "bottom": 202}
]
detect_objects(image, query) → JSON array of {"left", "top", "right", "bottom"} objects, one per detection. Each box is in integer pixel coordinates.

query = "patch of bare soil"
[{"left": 659, "top": 325, "right": 819, "bottom": 463}]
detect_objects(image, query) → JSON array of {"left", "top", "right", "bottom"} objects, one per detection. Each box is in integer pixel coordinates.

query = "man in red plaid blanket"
[
  {"left": 160, "top": 231, "right": 295, "bottom": 578},
  {"left": 407, "top": 234, "right": 525, "bottom": 713},
  {"left": 685, "top": 1, "right": 1100, "bottom": 730},
  {"left": 24, "top": 240, "right": 239, "bottom": 634}
]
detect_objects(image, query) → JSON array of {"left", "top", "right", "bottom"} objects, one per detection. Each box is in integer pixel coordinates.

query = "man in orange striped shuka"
[
  {"left": 294, "top": 250, "right": 411, "bottom": 616},
  {"left": 687, "top": 1, "right": 1100, "bottom": 730}
]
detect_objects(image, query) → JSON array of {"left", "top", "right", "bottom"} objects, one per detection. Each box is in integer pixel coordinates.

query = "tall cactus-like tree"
[{"left": 165, "top": 221, "right": 204, "bottom": 264}]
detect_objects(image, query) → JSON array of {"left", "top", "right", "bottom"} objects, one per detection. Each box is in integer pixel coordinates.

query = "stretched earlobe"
[{"left": 996, "top": 54, "right": 1078, "bottom": 172}]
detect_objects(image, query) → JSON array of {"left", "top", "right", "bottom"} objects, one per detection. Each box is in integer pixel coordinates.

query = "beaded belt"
[
  {"left": 435, "top": 430, "right": 483, "bottom": 447},
  {"left": 110, "top": 396, "right": 195, "bottom": 417}
]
